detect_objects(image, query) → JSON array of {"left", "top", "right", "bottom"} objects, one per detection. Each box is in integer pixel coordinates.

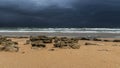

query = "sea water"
[{"left": 0, "top": 28, "right": 119, "bottom": 33}]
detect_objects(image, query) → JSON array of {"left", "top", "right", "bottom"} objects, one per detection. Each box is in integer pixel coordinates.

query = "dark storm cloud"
[{"left": 0, "top": 0, "right": 120, "bottom": 27}]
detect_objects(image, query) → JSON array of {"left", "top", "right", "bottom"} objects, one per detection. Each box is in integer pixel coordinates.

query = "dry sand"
[{"left": 0, "top": 38, "right": 120, "bottom": 68}]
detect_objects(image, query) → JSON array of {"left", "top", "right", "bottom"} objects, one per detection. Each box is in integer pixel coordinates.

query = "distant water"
[{"left": 0, "top": 28, "right": 120, "bottom": 33}]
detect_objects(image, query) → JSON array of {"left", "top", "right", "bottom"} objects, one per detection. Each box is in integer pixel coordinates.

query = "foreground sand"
[{"left": 0, "top": 38, "right": 120, "bottom": 68}]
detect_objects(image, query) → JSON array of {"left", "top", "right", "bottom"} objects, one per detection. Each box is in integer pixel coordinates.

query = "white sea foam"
[{"left": 0, "top": 28, "right": 120, "bottom": 33}]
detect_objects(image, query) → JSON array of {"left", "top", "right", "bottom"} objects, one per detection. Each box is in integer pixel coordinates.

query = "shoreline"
[{"left": 0, "top": 32, "right": 120, "bottom": 38}]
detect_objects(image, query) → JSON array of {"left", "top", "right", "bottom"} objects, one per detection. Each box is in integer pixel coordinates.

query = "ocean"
[
  {"left": 0, "top": 28, "right": 120, "bottom": 33},
  {"left": 0, "top": 28, "right": 120, "bottom": 38}
]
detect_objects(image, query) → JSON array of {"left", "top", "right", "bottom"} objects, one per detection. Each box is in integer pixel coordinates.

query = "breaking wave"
[{"left": 0, "top": 28, "right": 120, "bottom": 33}]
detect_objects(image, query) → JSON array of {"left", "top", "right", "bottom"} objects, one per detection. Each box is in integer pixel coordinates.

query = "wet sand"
[
  {"left": 0, "top": 37, "right": 120, "bottom": 68},
  {"left": 0, "top": 32, "right": 120, "bottom": 38}
]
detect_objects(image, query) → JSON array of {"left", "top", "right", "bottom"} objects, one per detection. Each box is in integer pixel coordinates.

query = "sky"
[{"left": 0, "top": 0, "right": 120, "bottom": 28}]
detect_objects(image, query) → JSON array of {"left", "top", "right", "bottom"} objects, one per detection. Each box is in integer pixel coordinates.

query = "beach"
[
  {"left": 0, "top": 0, "right": 120, "bottom": 67},
  {"left": 0, "top": 32, "right": 120, "bottom": 68}
]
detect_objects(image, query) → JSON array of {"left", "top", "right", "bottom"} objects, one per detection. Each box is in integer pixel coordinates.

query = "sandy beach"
[
  {"left": 0, "top": 33, "right": 120, "bottom": 68},
  {"left": 0, "top": 0, "right": 120, "bottom": 67}
]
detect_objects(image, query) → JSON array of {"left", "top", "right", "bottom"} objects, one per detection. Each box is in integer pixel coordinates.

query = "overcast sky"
[{"left": 0, "top": 0, "right": 120, "bottom": 27}]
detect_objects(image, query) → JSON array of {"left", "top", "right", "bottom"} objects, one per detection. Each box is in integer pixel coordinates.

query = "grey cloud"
[
  {"left": 0, "top": 0, "right": 120, "bottom": 27},
  {"left": 0, "top": 0, "right": 77, "bottom": 11}
]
